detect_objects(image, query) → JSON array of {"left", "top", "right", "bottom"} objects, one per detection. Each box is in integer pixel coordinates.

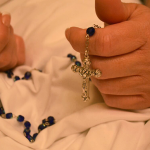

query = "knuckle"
[
  {"left": 0, "top": 32, "right": 9, "bottom": 48},
  {"left": 104, "top": 97, "right": 114, "bottom": 107},
  {"left": 9, "top": 58, "right": 17, "bottom": 68},
  {"left": 69, "top": 28, "right": 81, "bottom": 52},
  {"left": 96, "top": 80, "right": 110, "bottom": 94},
  {"left": 95, "top": 30, "right": 113, "bottom": 56},
  {"left": 0, "top": 54, "right": 11, "bottom": 67}
]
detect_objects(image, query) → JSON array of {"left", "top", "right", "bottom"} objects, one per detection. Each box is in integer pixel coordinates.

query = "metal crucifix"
[
  {"left": 71, "top": 25, "right": 102, "bottom": 102},
  {"left": 71, "top": 50, "right": 101, "bottom": 102}
]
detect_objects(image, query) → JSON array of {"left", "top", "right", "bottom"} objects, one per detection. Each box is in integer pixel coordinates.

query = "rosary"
[
  {"left": 71, "top": 24, "right": 102, "bottom": 102},
  {"left": 0, "top": 25, "right": 101, "bottom": 143}
]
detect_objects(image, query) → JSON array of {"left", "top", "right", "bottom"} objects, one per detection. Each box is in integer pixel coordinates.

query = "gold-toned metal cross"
[{"left": 71, "top": 26, "right": 102, "bottom": 102}]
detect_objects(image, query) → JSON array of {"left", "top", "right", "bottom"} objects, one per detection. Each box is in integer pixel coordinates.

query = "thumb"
[
  {"left": 95, "top": 0, "right": 130, "bottom": 24},
  {"left": 15, "top": 34, "right": 25, "bottom": 66}
]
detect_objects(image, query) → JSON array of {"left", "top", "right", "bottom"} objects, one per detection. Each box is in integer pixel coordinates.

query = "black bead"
[
  {"left": 48, "top": 116, "right": 55, "bottom": 125},
  {"left": 24, "top": 121, "right": 31, "bottom": 129},
  {"left": 5, "top": 70, "right": 13, "bottom": 78},
  {"left": 38, "top": 124, "right": 46, "bottom": 132},
  {"left": 42, "top": 119, "right": 48, "bottom": 124},
  {"left": 26, "top": 134, "right": 34, "bottom": 143},
  {"left": 75, "top": 61, "right": 81, "bottom": 66},
  {"left": 0, "top": 107, "right": 5, "bottom": 115},
  {"left": 24, "top": 128, "right": 31, "bottom": 135},
  {"left": 17, "top": 115, "right": 24, "bottom": 122},
  {"left": 33, "top": 133, "right": 38, "bottom": 140},
  {"left": 86, "top": 27, "right": 95, "bottom": 36},
  {"left": 70, "top": 55, "right": 77, "bottom": 62},
  {"left": 14, "top": 76, "right": 20, "bottom": 82},
  {"left": 67, "top": 54, "right": 73, "bottom": 58},
  {"left": 24, "top": 72, "right": 31, "bottom": 80},
  {"left": 6, "top": 113, "right": 13, "bottom": 119}
]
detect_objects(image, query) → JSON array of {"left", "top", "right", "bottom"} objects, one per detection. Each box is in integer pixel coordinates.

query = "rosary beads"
[
  {"left": 5, "top": 68, "right": 42, "bottom": 82},
  {"left": 0, "top": 25, "right": 102, "bottom": 143},
  {"left": 0, "top": 54, "right": 82, "bottom": 143},
  {"left": 0, "top": 105, "right": 55, "bottom": 143}
]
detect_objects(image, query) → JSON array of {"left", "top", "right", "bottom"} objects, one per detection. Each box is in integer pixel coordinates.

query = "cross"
[{"left": 71, "top": 52, "right": 101, "bottom": 102}]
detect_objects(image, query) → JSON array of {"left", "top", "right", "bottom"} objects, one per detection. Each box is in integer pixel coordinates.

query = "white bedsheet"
[{"left": 1, "top": 0, "right": 150, "bottom": 150}]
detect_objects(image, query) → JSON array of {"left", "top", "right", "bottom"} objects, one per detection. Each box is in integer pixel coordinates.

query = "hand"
[
  {"left": 65, "top": 0, "right": 150, "bottom": 110},
  {"left": 0, "top": 13, "right": 25, "bottom": 71}
]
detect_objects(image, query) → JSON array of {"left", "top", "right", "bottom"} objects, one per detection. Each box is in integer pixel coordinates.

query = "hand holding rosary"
[
  {"left": 0, "top": 25, "right": 102, "bottom": 143},
  {"left": 71, "top": 24, "right": 102, "bottom": 102}
]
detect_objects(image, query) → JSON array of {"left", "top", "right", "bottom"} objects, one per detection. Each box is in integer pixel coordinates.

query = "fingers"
[
  {"left": 95, "top": 0, "right": 130, "bottom": 24},
  {"left": 0, "top": 26, "right": 17, "bottom": 70},
  {"left": 66, "top": 19, "right": 146, "bottom": 57},
  {"left": 0, "top": 13, "right": 25, "bottom": 71},
  {"left": 102, "top": 94, "right": 147, "bottom": 110},
  {"left": 15, "top": 34, "right": 25, "bottom": 66},
  {"left": 0, "top": 13, "right": 11, "bottom": 51},
  {"left": 80, "top": 49, "right": 146, "bottom": 79},
  {"left": 91, "top": 75, "right": 147, "bottom": 96}
]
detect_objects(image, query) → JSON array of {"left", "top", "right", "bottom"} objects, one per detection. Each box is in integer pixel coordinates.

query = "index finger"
[{"left": 65, "top": 18, "right": 146, "bottom": 57}]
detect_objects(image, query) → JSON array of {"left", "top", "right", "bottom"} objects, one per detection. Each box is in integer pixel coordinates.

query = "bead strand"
[
  {"left": 0, "top": 54, "right": 83, "bottom": 143},
  {"left": 5, "top": 68, "right": 42, "bottom": 82},
  {"left": 0, "top": 103, "right": 55, "bottom": 143},
  {"left": 67, "top": 54, "right": 91, "bottom": 81}
]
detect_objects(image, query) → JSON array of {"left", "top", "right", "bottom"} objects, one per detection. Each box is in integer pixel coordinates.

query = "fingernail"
[
  {"left": 2, "top": 13, "right": 11, "bottom": 27},
  {"left": 65, "top": 28, "right": 70, "bottom": 40}
]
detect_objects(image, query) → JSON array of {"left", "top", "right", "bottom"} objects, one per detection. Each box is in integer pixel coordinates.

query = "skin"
[
  {"left": 1, "top": 0, "right": 150, "bottom": 110},
  {"left": 146, "top": 0, "right": 150, "bottom": 7},
  {"left": 0, "top": 13, "right": 25, "bottom": 71},
  {"left": 65, "top": 0, "right": 150, "bottom": 110}
]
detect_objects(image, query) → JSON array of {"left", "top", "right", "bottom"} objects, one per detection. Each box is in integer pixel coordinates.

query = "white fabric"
[{"left": 1, "top": 0, "right": 150, "bottom": 150}]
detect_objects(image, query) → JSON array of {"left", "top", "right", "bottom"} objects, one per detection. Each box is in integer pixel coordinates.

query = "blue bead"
[
  {"left": 17, "top": 115, "right": 24, "bottom": 122},
  {"left": 42, "top": 119, "right": 47, "bottom": 124},
  {"left": 6, "top": 113, "right": 13, "bottom": 119},
  {"left": 26, "top": 134, "right": 34, "bottom": 143},
  {"left": 5, "top": 70, "right": 14, "bottom": 78},
  {"left": 14, "top": 76, "right": 20, "bottom": 82},
  {"left": 24, "top": 72, "right": 31, "bottom": 80},
  {"left": 67, "top": 54, "right": 73, "bottom": 58},
  {"left": 75, "top": 61, "right": 81, "bottom": 66},
  {"left": 24, "top": 128, "right": 31, "bottom": 135},
  {"left": 48, "top": 116, "right": 55, "bottom": 125},
  {"left": 24, "top": 121, "right": 31, "bottom": 128},
  {"left": 38, "top": 124, "right": 46, "bottom": 132},
  {"left": 86, "top": 27, "right": 95, "bottom": 36},
  {"left": 0, "top": 110, "right": 4, "bottom": 115},
  {"left": 33, "top": 133, "right": 38, "bottom": 140},
  {"left": 0, "top": 107, "right": 5, "bottom": 115},
  {"left": 70, "top": 55, "right": 77, "bottom": 62}
]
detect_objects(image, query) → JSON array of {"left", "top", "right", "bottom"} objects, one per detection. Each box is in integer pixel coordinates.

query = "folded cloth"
[{"left": 1, "top": 0, "right": 149, "bottom": 150}]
